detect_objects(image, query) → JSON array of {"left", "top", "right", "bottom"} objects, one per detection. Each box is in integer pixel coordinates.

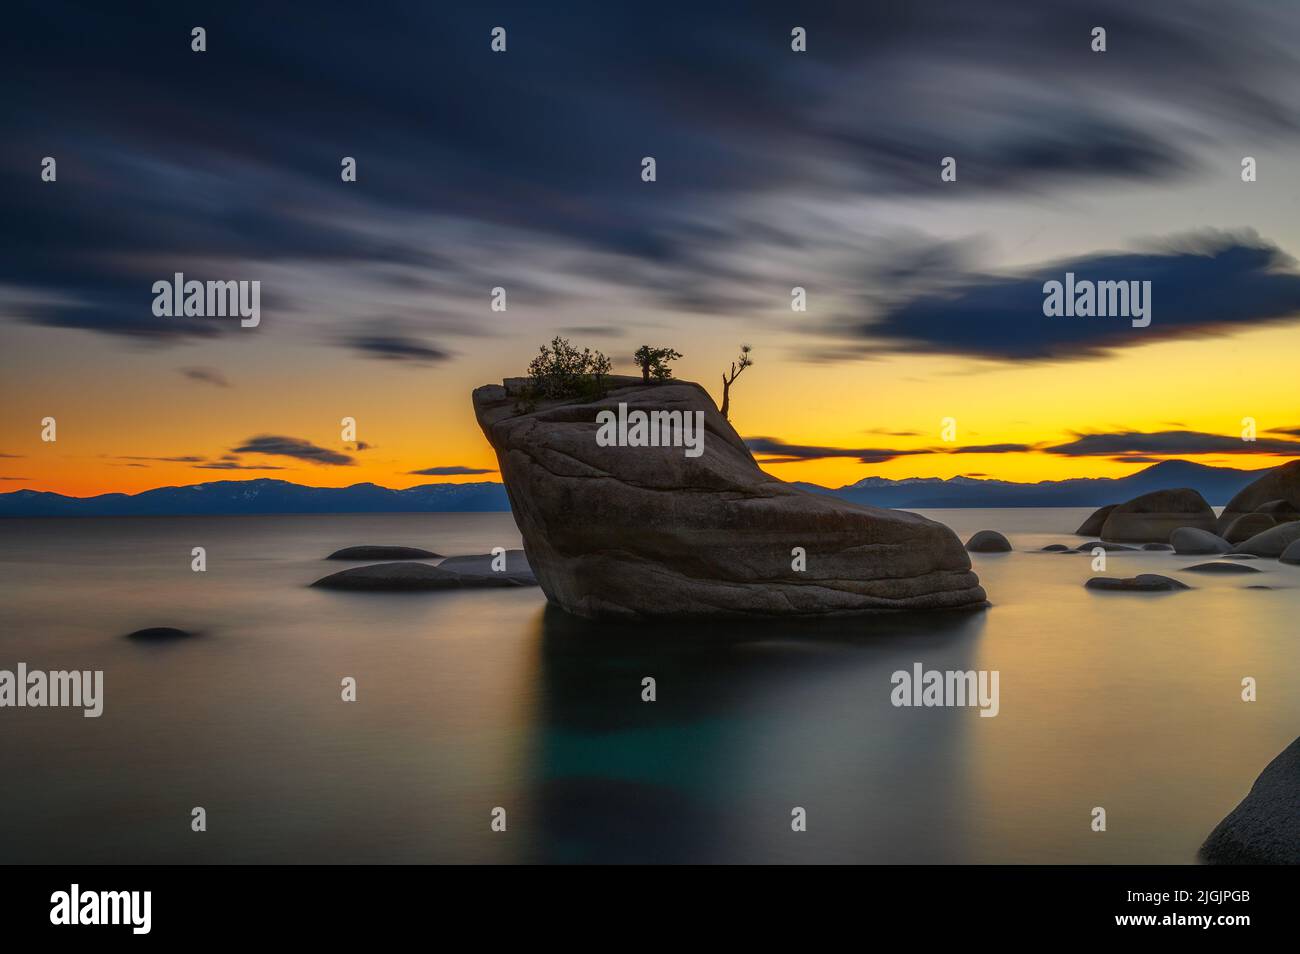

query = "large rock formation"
[
  {"left": 1074, "top": 504, "right": 1116, "bottom": 536},
  {"left": 1099, "top": 488, "right": 1217, "bottom": 543},
  {"left": 1216, "top": 460, "right": 1300, "bottom": 535},
  {"left": 1201, "top": 736, "right": 1300, "bottom": 864},
  {"left": 1230, "top": 521, "right": 1300, "bottom": 558},
  {"left": 472, "top": 376, "right": 986, "bottom": 619}
]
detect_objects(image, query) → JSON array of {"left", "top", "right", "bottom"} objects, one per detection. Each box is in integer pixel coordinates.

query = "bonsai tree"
[
  {"left": 517, "top": 336, "right": 612, "bottom": 410},
  {"left": 719, "top": 344, "right": 752, "bottom": 421},
  {"left": 633, "top": 345, "right": 682, "bottom": 383}
]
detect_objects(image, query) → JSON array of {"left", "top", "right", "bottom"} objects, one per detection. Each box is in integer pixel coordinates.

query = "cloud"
[
  {"left": 180, "top": 366, "right": 231, "bottom": 388},
  {"left": 835, "top": 233, "right": 1300, "bottom": 362},
  {"left": 116, "top": 455, "right": 205, "bottom": 463},
  {"left": 1044, "top": 429, "right": 1300, "bottom": 457},
  {"left": 193, "top": 461, "right": 286, "bottom": 470},
  {"left": 947, "top": 443, "right": 1035, "bottom": 454},
  {"left": 230, "top": 435, "right": 354, "bottom": 466},
  {"left": 407, "top": 465, "right": 497, "bottom": 476},
  {"left": 745, "top": 437, "right": 930, "bottom": 465},
  {"left": 345, "top": 334, "right": 450, "bottom": 365}
]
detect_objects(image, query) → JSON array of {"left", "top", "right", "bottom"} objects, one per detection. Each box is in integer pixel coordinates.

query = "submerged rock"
[
  {"left": 1216, "top": 460, "right": 1300, "bottom": 535},
  {"left": 1181, "top": 562, "right": 1262, "bottom": 574},
  {"left": 1074, "top": 504, "right": 1116, "bottom": 536},
  {"left": 1201, "top": 736, "right": 1300, "bottom": 864},
  {"left": 1084, "top": 574, "right": 1189, "bottom": 592},
  {"left": 437, "top": 550, "right": 536, "bottom": 585},
  {"left": 1100, "top": 488, "right": 1217, "bottom": 543},
  {"left": 472, "top": 376, "right": 986, "bottom": 619},
  {"left": 1231, "top": 522, "right": 1300, "bottom": 558},
  {"left": 326, "top": 545, "right": 441, "bottom": 560},
  {"left": 1141, "top": 543, "right": 1174, "bottom": 551},
  {"left": 1170, "top": 527, "right": 1232, "bottom": 555},
  {"left": 1041, "top": 544, "right": 1071, "bottom": 552},
  {"left": 311, "top": 560, "right": 536, "bottom": 591},
  {"left": 965, "top": 530, "right": 1012, "bottom": 552},
  {"left": 1074, "top": 541, "right": 1135, "bottom": 552},
  {"left": 125, "top": 627, "right": 195, "bottom": 640}
]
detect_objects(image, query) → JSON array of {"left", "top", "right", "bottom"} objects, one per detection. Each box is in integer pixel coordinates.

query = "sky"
[{"left": 3, "top": 0, "right": 1300, "bottom": 497}]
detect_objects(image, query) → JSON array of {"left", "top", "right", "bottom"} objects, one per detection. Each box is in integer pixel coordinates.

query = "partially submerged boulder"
[
  {"left": 311, "top": 560, "right": 536, "bottom": 591},
  {"left": 965, "top": 530, "right": 1012, "bottom": 552},
  {"left": 326, "top": 545, "right": 441, "bottom": 560},
  {"left": 1074, "top": 504, "right": 1116, "bottom": 536},
  {"left": 1231, "top": 522, "right": 1300, "bottom": 558},
  {"left": 1170, "top": 527, "right": 1231, "bottom": 555},
  {"left": 1280, "top": 539, "right": 1300, "bottom": 565},
  {"left": 1181, "top": 562, "right": 1261, "bottom": 574},
  {"left": 1221, "top": 513, "right": 1276, "bottom": 545},
  {"left": 1100, "top": 488, "right": 1217, "bottom": 543},
  {"left": 1084, "top": 574, "right": 1189, "bottom": 592},
  {"left": 1201, "top": 736, "right": 1300, "bottom": 864},
  {"left": 437, "top": 550, "right": 536, "bottom": 585},
  {"left": 472, "top": 376, "right": 986, "bottom": 619},
  {"left": 125, "top": 627, "right": 196, "bottom": 640},
  {"left": 1217, "top": 460, "right": 1300, "bottom": 535}
]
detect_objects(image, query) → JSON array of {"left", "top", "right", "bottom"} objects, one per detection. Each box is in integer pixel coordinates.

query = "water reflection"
[{"left": 525, "top": 605, "right": 989, "bottom": 863}]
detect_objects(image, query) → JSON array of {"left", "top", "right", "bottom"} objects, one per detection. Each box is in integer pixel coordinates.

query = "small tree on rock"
[
  {"left": 633, "top": 345, "right": 682, "bottom": 383},
  {"left": 719, "top": 344, "right": 753, "bottom": 421}
]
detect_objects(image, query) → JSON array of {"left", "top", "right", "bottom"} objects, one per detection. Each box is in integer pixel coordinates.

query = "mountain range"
[{"left": 0, "top": 460, "right": 1276, "bottom": 517}]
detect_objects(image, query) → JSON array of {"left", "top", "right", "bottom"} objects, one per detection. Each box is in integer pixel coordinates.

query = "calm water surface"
[{"left": 1, "top": 509, "right": 1295, "bottom": 863}]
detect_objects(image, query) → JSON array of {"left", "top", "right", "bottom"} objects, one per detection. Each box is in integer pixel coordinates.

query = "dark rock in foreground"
[
  {"left": 326, "top": 545, "right": 441, "bottom": 560},
  {"left": 1181, "top": 562, "right": 1261, "bottom": 574},
  {"left": 1074, "top": 503, "right": 1116, "bottom": 536},
  {"left": 1075, "top": 541, "right": 1135, "bottom": 552},
  {"left": 473, "top": 376, "right": 986, "bottom": 619},
  {"left": 1084, "top": 574, "right": 1189, "bottom": 592},
  {"left": 1170, "top": 527, "right": 1232, "bottom": 555},
  {"left": 1141, "top": 543, "right": 1173, "bottom": 551},
  {"left": 312, "top": 560, "right": 537, "bottom": 591},
  {"left": 1100, "top": 488, "right": 1217, "bottom": 543},
  {"left": 1217, "top": 460, "right": 1300, "bottom": 535},
  {"left": 1041, "top": 544, "right": 1071, "bottom": 552},
  {"left": 966, "top": 530, "right": 1012, "bottom": 552},
  {"left": 437, "top": 550, "right": 536, "bottom": 585},
  {"left": 1201, "top": 736, "right": 1300, "bottom": 864},
  {"left": 1281, "top": 540, "right": 1300, "bottom": 565},
  {"left": 126, "top": 627, "right": 195, "bottom": 640}
]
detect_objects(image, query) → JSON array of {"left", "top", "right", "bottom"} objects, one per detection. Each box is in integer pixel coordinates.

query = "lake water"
[{"left": 1, "top": 509, "right": 1295, "bottom": 864}]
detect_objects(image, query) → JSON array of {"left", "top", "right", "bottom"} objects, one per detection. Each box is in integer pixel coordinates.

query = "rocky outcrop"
[
  {"left": 1100, "top": 488, "right": 1217, "bottom": 543},
  {"left": 1074, "top": 504, "right": 1116, "bottom": 536},
  {"left": 965, "top": 530, "right": 1011, "bottom": 552},
  {"left": 1201, "top": 736, "right": 1300, "bottom": 864},
  {"left": 1217, "top": 460, "right": 1300, "bottom": 535},
  {"left": 472, "top": 376, "right": 986, "bottom": 619},
  {"left": 326, "top": 545, "right": 441, "bottom": 560},
  {"left": 1221, "top": 513, "right": 1276, "bottom": 545},
  {"left": 1231, "top": 522, "right": 1300, "bottom": 558},
  {"left": 1170, "top": 527, "right": 1231, "bottom": 555},
  {"left": 1084, "top": 574, "right": 1189, "bottom": 592}
]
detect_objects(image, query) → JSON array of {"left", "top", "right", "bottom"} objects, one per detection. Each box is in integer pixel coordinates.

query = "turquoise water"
[{"left": 0, "top": 509, "right": 1296, "bottom": 863}]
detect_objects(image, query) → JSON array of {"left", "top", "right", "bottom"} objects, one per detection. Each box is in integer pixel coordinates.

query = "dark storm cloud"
[
  {"left": 842, "top": 234, "right": 1300, "bottom": 362},
  {"left": 5, "top": 1, "right": 1300, "bottom": 340},
  {"left": 947, "top": 443, "right": 1035, "bottom": 455},
  {"left": 193, "top": 461, "right": 286, "bottom": 470},
  {"left": 1045, "top": 430, "right": 1300, "bottom": 457},
  {"left": 116, "top": 455, "right": 205, "bottom": 463},
  {"left": 230, "top": 435, "right": 354, "bottom": 465},
  {"left": 408, "top": 465, "right": 497, "bottom": 476},
  {"left": 748, "top": 437, "right": 1039, "bottom": 462}
]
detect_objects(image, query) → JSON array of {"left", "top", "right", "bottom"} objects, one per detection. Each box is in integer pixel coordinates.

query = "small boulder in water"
[
  {"left": 1181, "top": 562, "right": 1262, "bottom": 574},
  {"left": 326, "top": 545, "right": 441, "bottom": 561},
  {"left": 1075, "top": 541, "right": 1135, "bottom": 552},
  {"left": 126, "top": 627, "right": 195, "bottom": 641},
  {"left": 1231, "top": 522, "right": 1300, "bottom": 558},
  {"left": 1280, "top": 539, "right": 1300, "bottom": 565},
  {"left": 965, "top": 530, "right": 1011, "bottom": 553},
  {"left": 1222, "top": 513, "right": 1277, "bottom": 545},
  {"left": 1040, "top": 544, "right": 1071, "bottom": 552},
  {"left": 1085, "top": 574, "right": 1189, "bottom": 592},
  {"left": 1170, "top": 527, "right": 1231, "bottom": 555},
  {"left": 1141, "top": 543, "right": 1173, "bottom": 551}
]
